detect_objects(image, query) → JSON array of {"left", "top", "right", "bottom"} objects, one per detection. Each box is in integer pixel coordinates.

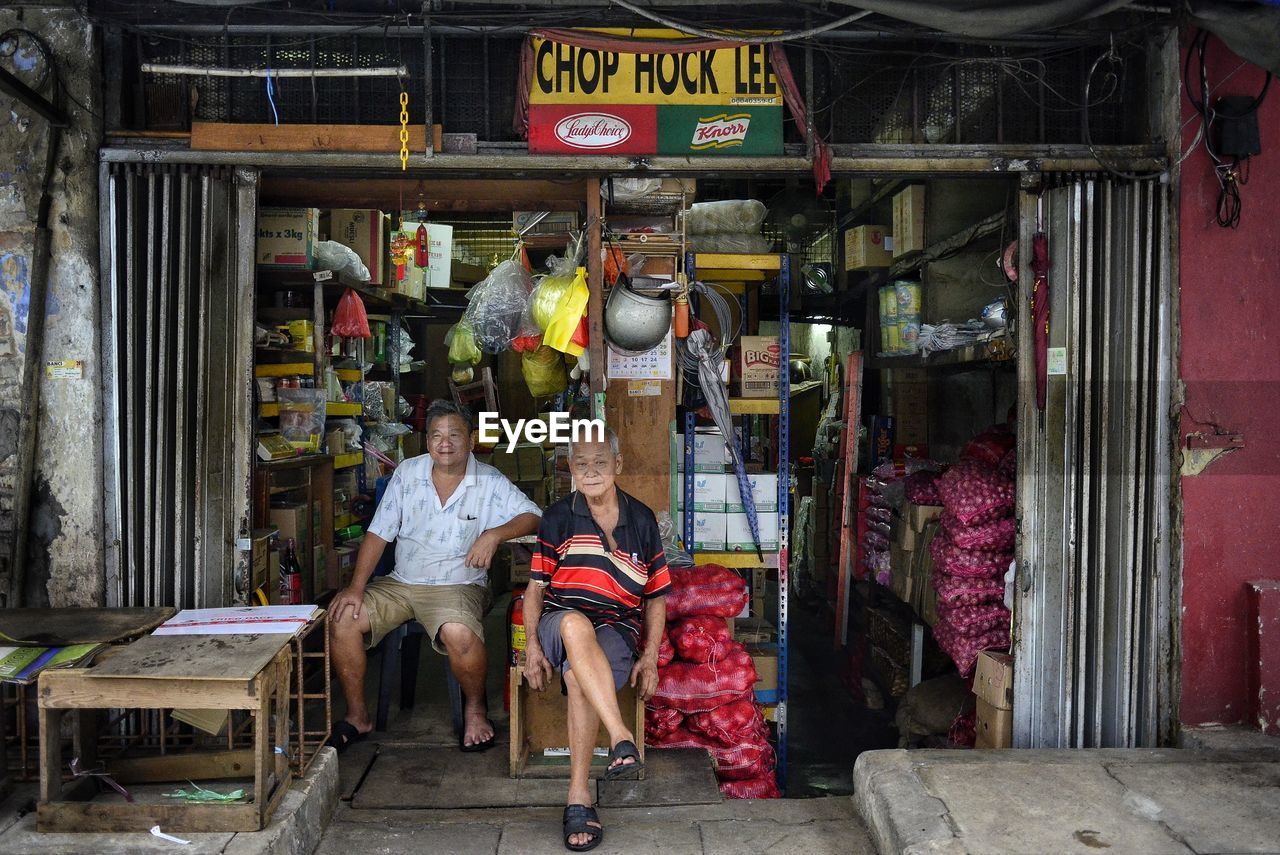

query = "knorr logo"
[
  {"left": 554, "top": 113, "right": 632, "bottom": 149},
  {"left": 691, "top": 113, "right": 751, "bottom": 150}
]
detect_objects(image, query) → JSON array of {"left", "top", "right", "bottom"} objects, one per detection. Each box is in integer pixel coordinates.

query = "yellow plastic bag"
[
  {"left": 521, "top": 345, "right": 568, "bottom": 397},
  {"left": 540, "top": 267, "right": 589, "bottom": 357}
]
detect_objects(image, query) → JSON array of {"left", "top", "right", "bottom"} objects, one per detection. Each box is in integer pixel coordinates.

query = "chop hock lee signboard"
[{"left": 528, "top": 30, "right": 783, "bottom": 156}]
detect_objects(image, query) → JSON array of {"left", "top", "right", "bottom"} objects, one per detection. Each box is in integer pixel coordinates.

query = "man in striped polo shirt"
[{"left": 523, "top": 426, "right": 670, "bottom": 852}]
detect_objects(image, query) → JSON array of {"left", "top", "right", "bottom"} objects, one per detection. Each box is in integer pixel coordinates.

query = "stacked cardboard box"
[
  {"left": 889, "top": 368, "right": 929, "bottom": 453},
  {"left": 844, "top": 224, "right": 894, "bottom": 271},
  {"left": 891, "top": 501, "right": 944, "bottom": 622},
  {"left": 672, "top": 469, "right": 781, "bottom": 552},
  {"left": 892, "top": 185, "right": 926, "bottom": 257},
  {"left": 973, "top": 650, "right": 1014, "bottom": 748}
]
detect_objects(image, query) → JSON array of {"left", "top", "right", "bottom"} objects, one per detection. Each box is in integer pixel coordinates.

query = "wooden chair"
[{"left": 449, "top": 365, "right": 500, "bottom": 419}]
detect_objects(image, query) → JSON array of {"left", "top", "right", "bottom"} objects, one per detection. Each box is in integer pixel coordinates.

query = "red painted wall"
[{"left": 1179, "top": 35, "right": 1280, "bottom": 727}]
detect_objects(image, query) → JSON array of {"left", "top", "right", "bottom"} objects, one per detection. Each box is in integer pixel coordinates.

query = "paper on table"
[{"left": 153, "top": 606, "right": 319, "bottom": 635}]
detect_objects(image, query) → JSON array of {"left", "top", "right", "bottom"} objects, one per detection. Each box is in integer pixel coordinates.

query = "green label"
[{"left": 658, "top": 106, "right": 782, "bottom": 155}]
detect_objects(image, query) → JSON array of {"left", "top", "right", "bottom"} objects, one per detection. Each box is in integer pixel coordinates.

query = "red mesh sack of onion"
[
  {"left": 932, "top": 573, "right": 1005, "bottom": 609},
  {"left": 647, "top": 725, "right": 775, "bottom": 781},
  {"left": 665, "top": 564, "right": 749, "bottom": 619},
  {"left": 961, "top": 428, "right": 1016, "bottom": 468},
  {"left": 644, "top": 705, "right": 685, "bottom": 744},
  {"left": 686, "top": 699, "right": 768, "bottom": 747},
  {"left": 652, "top": 643, "right": 758, "bottom": 713},
  {"left": 940, "top": 512, "right": 1017, "bottom": 551},
  {"left": 904, "top": 470, "right": 943, "bottom": 506},
  {"left": 935, "top": 603, "right": 1011, "bottom": 637},
  {"left": 929, "top": 534, "right": 1011, "bottom": 579},
  {"left": 720, "top": 775, "right": 781, "bottom": 799},
  {"left": 668, "top": 615, "right": 733, "bottom": 664},
  {"left": 936, "top": 460, "right": 1015, "bottom": 526},
  {"left": 933, "top": 622, "right": 1010, "bottom": 676}
]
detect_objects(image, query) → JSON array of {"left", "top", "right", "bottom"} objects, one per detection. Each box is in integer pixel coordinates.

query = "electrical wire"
[{"left": 674, "top": 280, "right": 740, "bottom": 373}]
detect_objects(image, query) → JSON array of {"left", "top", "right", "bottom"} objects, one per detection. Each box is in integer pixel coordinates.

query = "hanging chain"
[{"left": 398, "top": 91, "right": 410, "bottom": 171}]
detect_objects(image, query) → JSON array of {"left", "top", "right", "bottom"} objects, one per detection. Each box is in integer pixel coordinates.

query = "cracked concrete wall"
[{"left": 0, "top": 8, "right": 104, "bottom": 606}]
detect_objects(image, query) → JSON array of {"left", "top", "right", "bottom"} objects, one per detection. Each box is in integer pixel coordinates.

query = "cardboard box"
[
  {"left": 844, "top": 224, "right": 894, "bottom": 270},
  {"left": 334, "top": 545, "right": 357, "bottom": 589},
  {"left": 897, "top": 504, "right": 942, "bottom": 552},
  {"left": 725, "top": 473, "right": 779, "bottom": 514},
  {"left": 312, "top": 543, "right": 327, "bottom": 599},
  {"left": 511, "top": 554, "right": 533, "bottom": 585},
  {"left": 250, "top": 528, "right": 277, "bottom": 593},
  {"left": 974, "top": 650, "right": 1015, "bottom": 710},
  {"left": 267, "top": 549, "right": 282, "bottom": 604},
  {"left": 751, "top": 567, "right": 767, "bottom": 615},
  {"left": 725, "top": 511, "right": 779, "bottom": 552},
  {"left": 324, "top": 209, "right": 387, "bottom": 285},
  {"left": 748, "top": 643, "right": 779, "bottom": 702},
  {"left": 734, "top": 617, "right": 776, "bottom": 645},
  {"left": 675, "top": 472, "right": 729, "bottom": 513},
  {"left": 396, "top": 219, "right": 454, "bottom": 291},
  {"left": 692, "top": 512, "right": 727, "bottom": 552},
  {"left": 513, "top": 211, "right": 579, "bottom": 236},
  {"left": 975, "top": 697, "right": 1013, "bottom": 749},
  {"left": 891, "top": 368, "right": 929, "bottom": 445},
  {"left": 739, "top": 336, "right": 781, "bottom": 398},
  {"left": 675, "top": 430, "right": 731, "bottom": 472},
  {"left": 892, "top": 186, "right": 926, "bottom": 257},
  {"left": 257, "top": 207, "right": 319, "bottom": 269},
  {"left": 269, "top": 503, "right": 310, "bottom": 552}
]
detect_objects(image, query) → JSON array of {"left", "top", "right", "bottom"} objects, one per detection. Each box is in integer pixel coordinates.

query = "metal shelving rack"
[{"left": 681, "top": 251, "right": 791, "bottom": 789}]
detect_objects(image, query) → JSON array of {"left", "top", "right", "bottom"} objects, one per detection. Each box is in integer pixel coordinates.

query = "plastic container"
[
  {"left": 879, "top": 285, "right": 900, "bottom": 354},
  {"left": 895, "top": 280, "right": 922, "bottom": 355}
]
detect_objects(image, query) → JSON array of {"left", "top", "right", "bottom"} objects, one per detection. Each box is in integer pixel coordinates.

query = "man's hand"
[
  {"left": 465, "top": 529, "right": 503, "bottom": 569},
  {"left": 329, "top": 585, "right": 366, "bottom": 624},
  {"left": 630, "top": 656, "right": 659, "bottom": 702},
  {"left": 524, "top": 644, "right": 554, "bottom": 692}
]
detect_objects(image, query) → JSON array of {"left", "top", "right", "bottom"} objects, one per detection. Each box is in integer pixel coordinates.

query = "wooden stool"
[
  {"left": 37, "top": 633, "right": 293, "bottom": 833},
  {"left": 508, "top": 667, "right": 645, "bottom": 779}
]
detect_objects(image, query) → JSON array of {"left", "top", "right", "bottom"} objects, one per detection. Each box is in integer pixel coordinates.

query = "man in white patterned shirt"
[{"left": 327, "top": 400, "right": 540, "bottom": 752}]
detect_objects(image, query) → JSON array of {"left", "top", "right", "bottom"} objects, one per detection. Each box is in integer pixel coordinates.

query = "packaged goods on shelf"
[
  {"left": 844, "top": 224, "right": 894, "bottom": 271},
  {"left": 324, "top": 209, "right": 387, "bottom": 285},
  {"left": 257, "top": 207, "right": 319, "bottom": 269}
]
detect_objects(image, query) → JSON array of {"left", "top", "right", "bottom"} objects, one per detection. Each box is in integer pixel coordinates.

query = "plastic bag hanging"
[
  {"left": 332, "top": 288, "right": 371, "bottom": 339},
  {"left": 540, "top": 266, "right": 590, "bottom": 357}
]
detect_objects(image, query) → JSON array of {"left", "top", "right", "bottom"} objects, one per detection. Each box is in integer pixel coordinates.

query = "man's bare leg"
[
  {"left": 330, "top": 611, "right": 374, "bottom": 733},
  {"left": 558, "top": 612, "right": 635, "bottom": 771},
  {"left": 438, "top": 622, "right": 494, "bottom": 747},
  {"left": 564, "top": 670, "right": 603, "bottom": 848}
]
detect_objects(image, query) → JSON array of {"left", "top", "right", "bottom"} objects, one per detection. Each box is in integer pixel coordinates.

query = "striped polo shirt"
[{"left": 531, "top": 488, "right": 672, "bottom": 653}]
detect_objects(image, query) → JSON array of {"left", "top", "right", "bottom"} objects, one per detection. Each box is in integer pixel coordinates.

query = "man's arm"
[
  {"left": 521, "top": 580, "right": 554, "bottom": 691},
  {"left": 630, "top": 595, "right": 666, "bottom": 701},
  {"left": 330, "top": 532, "right": 389, "bottom": 623},
  {"left": 465, "top": 512, "right": 541, "bottom": 569}
]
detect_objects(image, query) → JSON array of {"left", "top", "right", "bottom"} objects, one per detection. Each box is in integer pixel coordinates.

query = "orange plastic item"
[
  {"left": 604, "top": 246, "right": 629, "bottom": 285},
  {"left": 674, "top": 294, "right": 690, "bottom": 338}
]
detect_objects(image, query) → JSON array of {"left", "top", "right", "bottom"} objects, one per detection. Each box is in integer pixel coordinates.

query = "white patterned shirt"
[{"left": 367, "top": 453, "right": 541, "bottom": 586}]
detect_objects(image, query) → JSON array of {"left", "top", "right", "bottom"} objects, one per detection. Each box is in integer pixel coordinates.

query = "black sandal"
[
  {"left": 324, "top": 720, "right": 368, "bottom": 753},
  {"left": 563, "top": 804, "right": 603, "bottom": 852},
  {"left": 603, "top": 739, "right": 644, "bottom": 780},
  {"left": 459, "top": 720, "right": 497, "bottom": 753}
]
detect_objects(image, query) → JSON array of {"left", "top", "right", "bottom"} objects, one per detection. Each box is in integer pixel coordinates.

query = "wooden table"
[
  {"left": 0, "top": 607, "right": 175, "bottom": 646},
  {"left": 37, "top": 633, "right": 292, "bottom": 833}
]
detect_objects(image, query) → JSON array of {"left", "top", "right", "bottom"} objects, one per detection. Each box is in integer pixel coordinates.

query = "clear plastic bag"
[
  {"left": 462, "top": 260, "right": 534, "bottom": 354},
  {"left": 445, "top": 320, "right": 481, "bottom": 366},
  {"left": 684, "top": 199, "right": 768, "bottom": 236},
  {"left": 314, "top": 240, "right": 370, "bottom": 281},
  {"left": 276, "top": 388, "right": 327, "bottom": 450}
]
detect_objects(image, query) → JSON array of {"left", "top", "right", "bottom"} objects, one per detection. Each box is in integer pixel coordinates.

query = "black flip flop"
[
  {"left": 324, "top": 720, "right": 368, "bottom": 753},
  {"left": 459, "top": 720, "right": 497, "bottom": 753},
  {"left": 563, "top": 804, "right": 603, "bottom": 852},
  {"left": 603, "top": 739, "right": 644, "bottom": 780}
]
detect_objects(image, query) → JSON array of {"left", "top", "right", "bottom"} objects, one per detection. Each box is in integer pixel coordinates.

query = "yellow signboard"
[{"left": 530, "top": 29, "right": 783, "bottom": 107}]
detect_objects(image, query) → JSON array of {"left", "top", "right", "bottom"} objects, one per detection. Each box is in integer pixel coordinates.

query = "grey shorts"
[{"left": 536, "top": 609, "right": 635, "bottom": 691}]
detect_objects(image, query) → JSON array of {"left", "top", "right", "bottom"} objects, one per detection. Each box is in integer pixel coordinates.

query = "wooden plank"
[
  {"left": 40, "top": 671, "right": 259, "bottom": 709},
  {"left": 605, "top": 380, "right": 675, "bottom": 516},
  {"left": 835, "top": 351, "right": 864, "bottom": 650},
  {"left": 37, "top": 801, "right": 262, "bottom": 833},
  {"left": 87, "top": 634, "right": 291, "bottom": 681},
  {"left": 191, "top": 121, "right": 427, "bottom": 154},
  {"left": 38, "top": 707, "right": 63, "bottom": 803},
  {"left": 0, "top": 607, "right": 175, "bottom": 646},
  {"left": 259, "top": 177, "right": 588, "bottom": 212},
  {"left": 107, "top": 750, "right": 256, "bottom": 784}
]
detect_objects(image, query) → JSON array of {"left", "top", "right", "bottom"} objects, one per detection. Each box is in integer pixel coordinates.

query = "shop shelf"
[
  {"left": 334, "top": 368, "right": 362, "bottom": 382},
  {"left": 255, "top": 362, "right": 315, "bottom": 378},
  {"left": 872, "top": 333, "right": 1015, "bottom": 371},
  {"left": 334, "top": 513, "right": 356, "bottom": 530},
  {"left": 259, "top": 403, "right": 279, "bottom": 418},
  {"left": 728, "top": 380, "right": 823, "bottom": 414},
  {"left": 327, "top": 402, "right": 363, "bottom": 417},
  {"left": 333, "top": 452, "right": 363, "bottom": 470},
  {"left": 695, "top": 552, "right": 780, "bottom": 569}
]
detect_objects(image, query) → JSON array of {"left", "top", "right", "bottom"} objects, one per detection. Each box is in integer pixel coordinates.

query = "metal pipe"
[{"left": 140, "top": 63, "right": 408, "bottom": 78}]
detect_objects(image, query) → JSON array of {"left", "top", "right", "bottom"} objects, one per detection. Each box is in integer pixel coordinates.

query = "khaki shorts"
[{"left": 361, "top": 578, "right": 491, "bottom": 654}]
